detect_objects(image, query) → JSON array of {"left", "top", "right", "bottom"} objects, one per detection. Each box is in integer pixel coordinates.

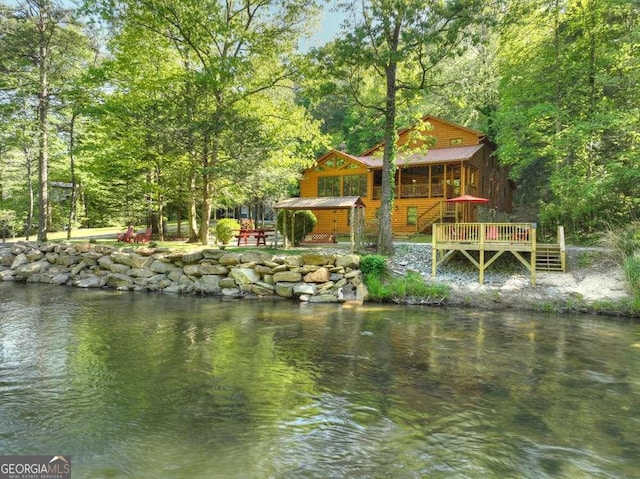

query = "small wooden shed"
[{"left": 273, "top": 196, "right": 366, "bottom": 252}]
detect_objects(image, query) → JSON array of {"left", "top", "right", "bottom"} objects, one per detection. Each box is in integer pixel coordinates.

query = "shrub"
[
  {"left": 360, "top": 254, "right": 388, "bottom": 280},
  {"left": 604, "top": 222, "right": 640, "bottom": 297},
  {"left": 215, "top": 218, "right": 240, "bottom": 245},
  {"left": 366, "top": 271, "right": 449, "bottom": 303},
  {"left": 604, "top": 221, "right": 640, "bottom": 262},
  {"left": 276, "top": 210, "right": 317, "bottom": 245},
  {"left": 624, "top": 255, "right": 640, "bottom": 296}
]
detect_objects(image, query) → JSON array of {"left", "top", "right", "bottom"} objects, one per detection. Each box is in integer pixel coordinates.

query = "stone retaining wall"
[{"left": 0, "top": 242, "right": 368, "bottom": 303}]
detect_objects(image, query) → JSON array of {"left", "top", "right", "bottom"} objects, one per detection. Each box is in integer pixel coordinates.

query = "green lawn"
[{"left": 3, "top": 224, "right": 432, "bottom": 251}]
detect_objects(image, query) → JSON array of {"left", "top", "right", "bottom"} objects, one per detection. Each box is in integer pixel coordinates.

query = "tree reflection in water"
[{"left": 0, "top": 283, "right": 638, "bottom": 478}]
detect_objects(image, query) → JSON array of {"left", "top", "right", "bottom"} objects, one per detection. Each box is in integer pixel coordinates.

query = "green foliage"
[
  {"left": 0, "top": 209, "right": 19, "bottom": 238},
  {"left": 604, "top": 222, "right": 640, "bottom": 299},
  {"left": 360, "top": 254, "right": 388, "bottom": 279},
  {"left": 366, "top": 271, "right": 448, "bottom": 303},
  {"left": 495, "top": 0, "right": 640, "bottom": 234},
  {"left": 312, "top": 0, "right": 485, "bottom": 255},
  {"left": 604, "top": 222, "right": 640, "bottom": 263},
  {"left": 215, "top": 219, "right": 240, "bottom": 245},
  {"left": 624, "top": 256, "right": 640, "bottom": 297},
  {"left": 276, "top": 210, "right": 317, "bottom": 246}
]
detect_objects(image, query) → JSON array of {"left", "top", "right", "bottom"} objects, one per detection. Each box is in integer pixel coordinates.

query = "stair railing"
[{"left": 416, "top": 200, "right": 446, "bottom": 233}]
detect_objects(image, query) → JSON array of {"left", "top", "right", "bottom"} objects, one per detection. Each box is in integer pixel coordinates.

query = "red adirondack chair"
[
  {"left": 135, "top": 227, "right": 152, "bottom": 243},
  {"left": 117, "top": 226, "right": 135, "bottom": 242}
]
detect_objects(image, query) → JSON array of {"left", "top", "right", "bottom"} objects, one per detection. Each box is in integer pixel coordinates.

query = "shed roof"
[{"left": 274, "top": 196, "right": 365, "bottom": 210}]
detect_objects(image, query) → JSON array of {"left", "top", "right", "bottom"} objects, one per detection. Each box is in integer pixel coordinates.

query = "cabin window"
[
  {"left": 342, "top": 174, "right": 367, "bottom": 197},
  {"left": 469, "top": 168, "right": 477, "bottom": 187},
  {"left": 318, "top": 176, "right": 340, "bottom": 196},
  {"left": 450, "top": 138, "right": 463, "bottom": 145},
  {"left": 407, "top": 207, "right": 418, "bottom": 226}
]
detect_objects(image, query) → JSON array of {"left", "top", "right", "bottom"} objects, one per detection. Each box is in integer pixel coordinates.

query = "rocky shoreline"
[
  {"left": 0, "top": 241, "right": 367, "bottom": 303},
  {"left": 0, "top": 240, "right": 635, "bottom": 316}
]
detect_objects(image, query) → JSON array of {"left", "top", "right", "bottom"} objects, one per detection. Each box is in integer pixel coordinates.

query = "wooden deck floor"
[{"left": 431, "top": 223, "right": 565, "bottom": 285}]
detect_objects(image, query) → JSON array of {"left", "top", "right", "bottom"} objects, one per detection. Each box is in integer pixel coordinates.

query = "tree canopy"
[{"left": 0, "top": 0, "right": 637, "bottom": 244}]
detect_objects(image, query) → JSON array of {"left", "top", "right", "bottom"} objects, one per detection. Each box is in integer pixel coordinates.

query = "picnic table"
[{"left": 234, "top": 228, "right": 271, "bottom": 246}]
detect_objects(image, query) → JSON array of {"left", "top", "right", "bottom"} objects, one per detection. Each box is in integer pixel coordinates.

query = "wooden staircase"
[
  {"left": 536, "top": 244, "right": 565, "bottom": 272},
  {"left": 416, "top": 201, "right": 455, "bottom": 233}
]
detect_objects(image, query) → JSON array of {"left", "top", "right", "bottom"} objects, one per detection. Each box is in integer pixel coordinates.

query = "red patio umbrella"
[
  {"left": 446, "top": 195, "right": 490, "bottom": 222},
  {"left": 446, "top": 194, "right": 490, "bottom": 204}
]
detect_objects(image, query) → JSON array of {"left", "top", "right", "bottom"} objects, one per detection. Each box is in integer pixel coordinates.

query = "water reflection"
[{"left": 1, "top": 283, "right": 639, "bottom": 478}]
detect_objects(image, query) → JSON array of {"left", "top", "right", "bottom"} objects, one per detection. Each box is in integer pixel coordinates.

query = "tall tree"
[
  {"left": 0, "top": 0, "right": 92, "bottom": 240},
  {"left": 90, "top": 0, "right": 324, "bottom": 244},
  {"left": 316, "top": 0, "right": 485, "bottom": 254},
  {"left": 495, "top": 0, "right": 640, "bottom": 233}
]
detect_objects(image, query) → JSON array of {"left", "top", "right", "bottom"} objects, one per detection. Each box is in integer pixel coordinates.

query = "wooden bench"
[{"left": 300, "top": 233, "right": 337, "bottom": 245}]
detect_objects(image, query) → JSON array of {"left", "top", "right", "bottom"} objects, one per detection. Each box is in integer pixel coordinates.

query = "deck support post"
[{"left": 431, "top": 224, "right": 437, "bottom": 279}]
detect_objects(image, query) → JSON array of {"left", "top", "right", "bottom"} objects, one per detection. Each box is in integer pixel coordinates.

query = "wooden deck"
[{"left": 431, "top": 223, "right": 566, "bottom": 285}]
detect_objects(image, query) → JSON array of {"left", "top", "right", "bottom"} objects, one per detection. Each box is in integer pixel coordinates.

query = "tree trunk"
[
  {"left": 36, "top": 2, "right": 50, "bottom": 243},
  {"left": 176, "top": 207, "right": 182, "bottom": 238},
  {"left": 377, "top": 33, "right": 400, "bottom": 256},
  {"left": 187, "top": 173, "right": 199, "bottom": 242},
  {"left": 200, "top": 190, "right": 212, "bottom": 245},
  {"left": 157, "top": 194, "right": 165, "bottom": 241},
  {"left": 67, "top": 112, "right": 77, "bottom": 240},
  {"left": 23, "top": 148, "right": 35, "bottom": 240},
  {"left": 199, "top": 135, "right": 212, "bottom": 245}
]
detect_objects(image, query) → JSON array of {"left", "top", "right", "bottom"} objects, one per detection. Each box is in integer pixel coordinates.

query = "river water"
[{"left": 1, "top": 283, "right": 639, "bottom": 478}]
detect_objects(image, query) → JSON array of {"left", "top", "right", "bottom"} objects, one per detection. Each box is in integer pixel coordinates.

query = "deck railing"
[
  {"left": 372, "top": 183, "right": 455, "bottom": 200},
  {"left": 435, "top": 222, "right": 535, "bottom": 245}
]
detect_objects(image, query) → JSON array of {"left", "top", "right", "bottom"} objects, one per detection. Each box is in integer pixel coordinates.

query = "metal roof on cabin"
[
  {"left": 354, "top": 144, "right": 484, "bottom": 168},
  {"left": 274, "top": 196, "right": 365, "bottom": 210}
]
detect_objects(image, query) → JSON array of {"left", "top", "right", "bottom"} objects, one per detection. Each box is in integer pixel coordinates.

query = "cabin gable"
[
  {"left": 300, "top": 150, "right": 369, "bottom": 198},
  {"left": 298, "top": 116, "right": 511, "bottom": 236},
  {"left": 361, "top": 115, "right": 484, "bottom": 156}
]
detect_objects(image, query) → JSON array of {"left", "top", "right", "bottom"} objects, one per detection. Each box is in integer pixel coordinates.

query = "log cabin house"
[{"left": 297, "top": 115, "right": 513, "bottom": 237}]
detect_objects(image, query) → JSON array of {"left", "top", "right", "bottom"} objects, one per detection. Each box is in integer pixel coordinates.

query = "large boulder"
[
  {"left": 106, "top": 273, "right": 134, "bottom": 290},
  {"left": 303, "top": 267, "right": 330, "bottom": 283},
  {"left": 336, "top": 254, "right": 360, "bottom": 269},
  {"left": 230, "top": 267, "right": 260, "bottom": 284},
  {"left": 74, "top": 275, "right": 105, "bottom": 288},
  {"left": 293, "top": 282, "right": 317, "bottom": 296},
  {"left": 195, "top": 275, "right": 222, "bottom": 294},
  {"left": 273, "top": 271, "right": 302, "bottom": 283},
  {"left": 182, "top": 250, "right": 204, "bottom": 263},
  {"left": 219, "top": 253, "right": 241, "bottom": 266},
  {"left": 11, "top": 253, "right": 28, "bottom": 270},
  {"left": 150, "top": 260, "right": 174, "bottom": 274},
  {"left": 252, "top": 282, "right": 275, "bottom": 296}
]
